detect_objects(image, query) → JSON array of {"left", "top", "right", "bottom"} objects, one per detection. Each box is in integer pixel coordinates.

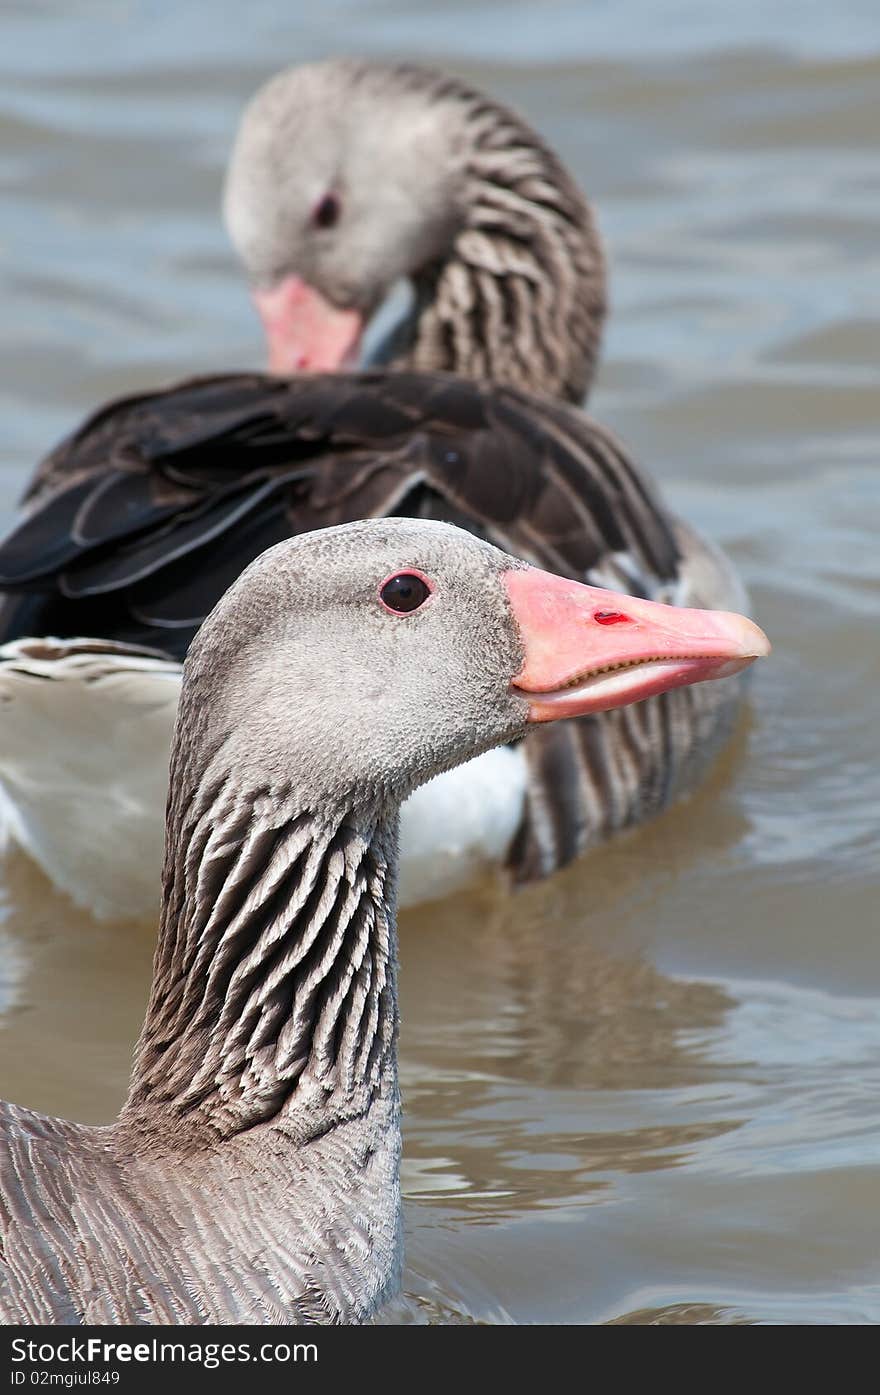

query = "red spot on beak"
[{"left": 593, "top": 610, "right": 631, "bottom": 625}]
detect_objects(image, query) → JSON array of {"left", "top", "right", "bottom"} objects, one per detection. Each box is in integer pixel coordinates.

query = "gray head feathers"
[
  {"left": 173, "top": 518, "right": 528, "bottom": 819},
  {"left": 224, "top": 59, "right": 605, "bottom": 400},
  {"left": 224, "top": 61, "right": 472, "bottom": 304}
]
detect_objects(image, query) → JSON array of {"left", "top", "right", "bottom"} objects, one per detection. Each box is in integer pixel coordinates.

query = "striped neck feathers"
[
  {"left": 124, "top": 768, "right": 399, "bottom": 1145},
  {"left": 396, "top": 81, "right": 606, "bottom": 404}
]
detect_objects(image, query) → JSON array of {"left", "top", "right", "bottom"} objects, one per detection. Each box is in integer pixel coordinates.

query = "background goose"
[
  {"left": 0, "top": 518, "right": 768, "bottom": 1324},
  {"left": 0, "top": 61, "right": 750, "bottom": 919}
]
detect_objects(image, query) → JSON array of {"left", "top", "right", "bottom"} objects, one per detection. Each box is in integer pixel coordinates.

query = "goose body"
[
  {"left": 0, "top": 518, "right": 768, "bottom": 1323},
  {"left": 0, "top": 375, "right": 745, "bottom": 919},
  {"left": 0, "top": 62, "right": 749, "bottom": 917}
]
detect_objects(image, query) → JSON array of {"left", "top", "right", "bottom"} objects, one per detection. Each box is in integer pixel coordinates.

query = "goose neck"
[
  {"left": 398, "top": 100, "right": 606, "bottom": 403},
  {"left": 122, "top": 783, "right": 400, "bottom": 1147}
]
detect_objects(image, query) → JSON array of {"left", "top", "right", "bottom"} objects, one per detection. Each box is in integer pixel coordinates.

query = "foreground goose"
[
  {"left": 0, "top": 62, "right": 747, "bottom": 919},
  {"left": 0, "top": 519, "right": 768, "bottom": 1324}
]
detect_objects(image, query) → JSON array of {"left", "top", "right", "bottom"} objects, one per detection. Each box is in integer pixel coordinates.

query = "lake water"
[{"left": 0, "top": 0, "right": 878, "bottom": 1325}]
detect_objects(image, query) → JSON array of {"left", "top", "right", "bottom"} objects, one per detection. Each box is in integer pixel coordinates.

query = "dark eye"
[
  {"left": 312, "top": 192, "right": 341, "bottom": 229},
  {"left": 379, "top": 572, "right": 432, "bottom": 615}
]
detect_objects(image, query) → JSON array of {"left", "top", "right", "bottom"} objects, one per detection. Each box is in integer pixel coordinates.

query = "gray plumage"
[
  {"left": 0, "top": 519, "right": 530, "bottom": 1325},
  {"left": 224, "top": 59, "right": 606, "bottom": 403}
]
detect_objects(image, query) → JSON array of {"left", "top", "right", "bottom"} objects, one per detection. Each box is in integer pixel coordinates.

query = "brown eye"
[
  {"left": 379, "top": 572, "right": 432, "bottom": 614},
  {"left": 312, "top": 192, "right": 340, "bottom": 229}
]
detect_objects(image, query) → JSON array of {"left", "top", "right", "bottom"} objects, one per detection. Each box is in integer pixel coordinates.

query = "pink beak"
[
  {"left": 253, "top": 274, "right": 363, "bottom": 375},
  {"left": 503, "top": 566, "right": 770, "bottom": 723}
]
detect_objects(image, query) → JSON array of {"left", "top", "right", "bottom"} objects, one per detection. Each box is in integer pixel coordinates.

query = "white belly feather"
[{"left": 398, "top": 745, "right": 527, "bottom": 906}]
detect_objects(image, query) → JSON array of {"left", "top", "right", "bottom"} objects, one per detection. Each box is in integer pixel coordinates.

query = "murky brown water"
[{"left": 1, "top": 1, "right": 878, "bottom": 1325}]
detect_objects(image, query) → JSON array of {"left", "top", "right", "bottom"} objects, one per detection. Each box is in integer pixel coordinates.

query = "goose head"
[
  {"left": 177, "top": 518, "right": 769, "bottom": 813},
  {"left": 223, "top": 60, "right": 605, "bottom": 400}
]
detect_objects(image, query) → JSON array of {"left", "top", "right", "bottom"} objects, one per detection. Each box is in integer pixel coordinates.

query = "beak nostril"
[{"left": 594, "top": 610, "right": 631, "bottom": 625}]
